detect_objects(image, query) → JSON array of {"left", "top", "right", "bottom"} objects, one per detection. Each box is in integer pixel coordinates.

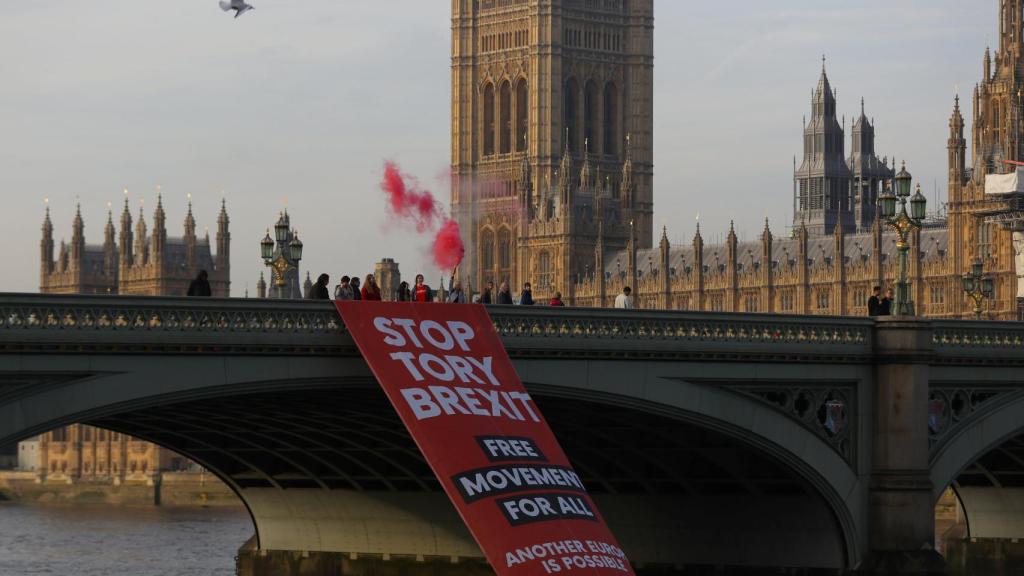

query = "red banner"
[{"left": 336, "top": 301, "right": 634, "bottom": 576}]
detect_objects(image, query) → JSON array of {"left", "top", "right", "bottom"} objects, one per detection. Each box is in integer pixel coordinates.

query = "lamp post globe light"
[
  {"left": 962, "top": 259, "right": 995, "bottom": 320},
  {"left": 881, "top": 162, "right": 926, "bottom": 316},
  {"left": 261, "top": 211, "right": 303, "bottom": 299}
]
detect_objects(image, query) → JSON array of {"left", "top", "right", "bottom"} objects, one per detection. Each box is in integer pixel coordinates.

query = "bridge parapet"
[
  {"left": 932, "top": 319, "right": 1024, "bottom": 364},
  {"left": 0, "top": 294, "right": 877, "bottom": 360}
]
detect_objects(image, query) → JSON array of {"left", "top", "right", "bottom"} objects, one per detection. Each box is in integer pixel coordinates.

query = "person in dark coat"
[
  {"left": 350, "top": 276, "right": 362, "bottom": 300},
  {"left": 397, "top": 281, "right": 411, "bottom": 302},
  {"left": 187, "top": 270, "right": 212, "bottom": 297},
  {"left": 519, "top": 282, "right": 534, "bottom": 305},
  {"left": 879, "top": 288, "right": 894, "bottom": 316},
  {"left": 309, "top": 274, "right": 330, "bottom": 300},
  {"left": 497, "top": 281, "right": 514, "bottom": 305},
  {"left": 867, "top": 286, "right": 882, "bottom": 316},
  {"left": 480, "top": 281, "right": 494, "bottom": 304}
]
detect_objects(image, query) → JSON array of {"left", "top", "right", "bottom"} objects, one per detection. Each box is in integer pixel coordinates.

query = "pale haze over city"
[{"left": 0, "top": 1, "right": 988, "bottom": 294}]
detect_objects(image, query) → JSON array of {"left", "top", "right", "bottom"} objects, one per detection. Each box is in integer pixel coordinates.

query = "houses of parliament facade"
[
  {"left": 454, "top": 0, "right": 1023, "bottom": 320},
  {"left": 34, "top": 197, "right": 229, "bottom": 483}
]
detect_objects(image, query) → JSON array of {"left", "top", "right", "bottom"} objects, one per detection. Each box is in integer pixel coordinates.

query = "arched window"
[
  {"left": 481, "top": 229, "right": 495, "bottom": 284},
  {"left": 564, "top": 78, "right": 579, "bottom": 152},
  {"left": 500, "top": 81, "right": 512, "bottom": 154},
  {"left": 584, "top": 80, "right": 599, "bottom": 154},
  {"left": 498, "top": 228, "right": 512, "bottom": 280},
  {"left": 483, "top": 83, "right": 496, "bottom": 156},
  {"left": 603, "top": 82, "right": 618, "bottom": 156},
  {"left": 515, "top": 79, "right": 528, "bottom": 152},
  {"left": 536, "top": 251, "right": 552, "bottom": 290}
]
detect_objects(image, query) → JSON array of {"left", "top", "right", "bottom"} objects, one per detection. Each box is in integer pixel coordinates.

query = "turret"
[
  {"left": 659, "top": 226, "right": 671, "bottom": 308},
  {"left": 726, "top": 221, "right": 738, "bottom": 311},
  {"left": 303, "top": 272, "right": 313, "bottom": 299},
  {"left": 984, "top": 46, "right": 992, "bottom": 81},
  {"left": 579, "top": 139, "right": 594, "bottom": 193},
  {"left": 620, "top": 134, "right": 634, "bottom": 210},
  {"left": 152, "top": 195, "right": 166, "bottom": 265},
  {"left": 256, "top": 272, "right": 267, "bottom": 299},
  {"left": 557, "top": 138, "right": 573, "bottom": 214},
  {"left": 184, "top": 195, "right": 196, "bottom": 267},
  {"left": 119, "top": 195, "right": 133, "bottom": 267},
  {"left": 134, "top": 203, "right": 148, "bottom": 266},
  {"left": 216, "top": 199, "right": 230, "bottom": 280},
  {"left": 70, "top": 203, "right": 84, "bottom": 272},
  {"left": 41, "top": 204, "right": 54, "bottom": 276},
  {"left": 948, "top": 95, "right": 967, "bottom": 196},
  {"left": 760, "top": 219, "right": 773, "bottom": 312},
  {"left": 104, "top": 206, "right": 117, "bottom": 279},
  {"left": 692, "top": 223, "right": 705, "bottom": 311}
]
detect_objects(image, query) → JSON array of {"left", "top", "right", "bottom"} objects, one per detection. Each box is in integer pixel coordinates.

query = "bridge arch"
[
  {"left": 1, "top": 359, "right": 859, "bottom": 570},
  {"left": 931, "top": 391, "right": 1024, "bottom": 540}
]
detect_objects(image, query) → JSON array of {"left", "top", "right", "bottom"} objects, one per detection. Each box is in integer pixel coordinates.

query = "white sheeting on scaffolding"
[{"left": 985, "top": 167, "right": 1024, "bottom": 195}]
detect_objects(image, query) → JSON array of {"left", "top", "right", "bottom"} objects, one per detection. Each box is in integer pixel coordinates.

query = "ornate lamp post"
[
  {"left": 878, "top": 162, "right": 927, "bottom": 315},
  {"left": 961, "top": 259, "right": 994, "bottom": 320},
  {"left": 260, "top": 212, "right": 303, "bottom": 299}
]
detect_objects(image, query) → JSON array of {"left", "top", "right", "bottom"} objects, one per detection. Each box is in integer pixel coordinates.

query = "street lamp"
[
  {"left": 961, "top": 259, "right": 995, "bottom": 320},
  {"left": 261, "top": 212, "right": 303, "bottom": 298},
  {"left": 879, "top": 162, "right": 926, "bottom": 315}
]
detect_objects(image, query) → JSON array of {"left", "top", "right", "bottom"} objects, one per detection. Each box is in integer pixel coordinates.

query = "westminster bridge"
[{"left": 1, "top": 294, "right": 1024, "bottom": 574}]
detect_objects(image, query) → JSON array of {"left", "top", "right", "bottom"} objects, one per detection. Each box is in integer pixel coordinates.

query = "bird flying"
[{"left": 219, "top": 0, "right": 254, "bottom": 18}]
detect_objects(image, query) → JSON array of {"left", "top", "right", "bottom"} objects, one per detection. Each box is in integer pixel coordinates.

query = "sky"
[{"left": 0, "top": 1, "right": 993, "bottom": 294}]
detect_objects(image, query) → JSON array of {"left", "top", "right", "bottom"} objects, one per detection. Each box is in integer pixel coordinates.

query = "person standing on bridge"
[
  {"left": 361, "top": 274, "right": 382, "bottom": 301},
  {"left": 396, "top": 281, "right": 411, "bottom": 302},
  {"left": 880, "top": 287, "right": 894, "bottom": 316},
  {"left": 868, "top": 286, "right": 883, "bottom": 316},
  {"left": 497, "top": 281, "right": 514, "bottom": 305},
  {"left": 350, "top": 276, "right": 362, "bottom": 300},
  {"left": 614, "top": 286, "right": 634, "bottom": 309},
  {"left": 550, "top": 291, "right": 565, "bottom": 306},
  {"left": 309, "top": 274, "right": 330, "bottom": 300},
  {"left": 187, "top": 270, "right": 212, "bottom": 297},
  {"left": 334, "top": 276, "right": 353, "bottom": 300},
  {"left": 447, "top": 280, "right": 467, "bottom": 303},
  {"left": 519, "top": 282, "right": 534, "bottom": 305},
  {"left": 480, "top": 281, "right": 494, "bottom": 304},
  {"left": 413, "top": 274, "right": 434, "bottom": 302}
]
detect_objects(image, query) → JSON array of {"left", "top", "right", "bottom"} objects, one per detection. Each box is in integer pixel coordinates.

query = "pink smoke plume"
[{"left": 380, "top": 161, "right": 465, "bottom": 272}]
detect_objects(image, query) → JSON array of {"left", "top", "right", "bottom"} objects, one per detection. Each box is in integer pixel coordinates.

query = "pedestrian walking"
[
  {"left": 309, "top": 274, "right": 330, "bottom": 300},
  {"left": 549, "top": 291, "right": 565, "bottom": 306},
  {"left": 361, "top": 274, "right": 382, "bottom": 301},
  {"left": 413, "top": 274, "right": 434, "bottom": 302},
  {"left": 187, "top": 270, "right": 212, "bottom": 297},
  {"left": 614, "top": 286, "right": 634, "bottom": 309},
  {"left": 519, "top": 282, "right": 534, "bottom": 305},
  {"left": 497, "top": 281, "right": 514, "bottom": 305}
]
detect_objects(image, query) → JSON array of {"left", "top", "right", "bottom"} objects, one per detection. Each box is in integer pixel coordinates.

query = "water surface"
[{"left": 0, "top": 503, "right": 252, "bottom": 576}]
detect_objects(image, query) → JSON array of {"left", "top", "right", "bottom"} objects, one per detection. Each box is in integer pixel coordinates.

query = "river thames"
[{"left": 0, "top": 503, "right": 252, "bottom": 575}]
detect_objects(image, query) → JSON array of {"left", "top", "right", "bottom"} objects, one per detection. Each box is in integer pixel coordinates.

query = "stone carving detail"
[
  {"left": 725, "top": 385, "right": 855, "bottom": 463},
  {"left": 490, "top": 311, "right": 871, "bottom": 347},
  {"left": 928, "top": 387, "right": 1022, "bottom": 451}
]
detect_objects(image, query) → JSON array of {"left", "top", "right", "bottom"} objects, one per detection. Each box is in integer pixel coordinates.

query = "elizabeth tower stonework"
[{"left": 451, "top": 0, "right": 654, "bottom": 297}]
